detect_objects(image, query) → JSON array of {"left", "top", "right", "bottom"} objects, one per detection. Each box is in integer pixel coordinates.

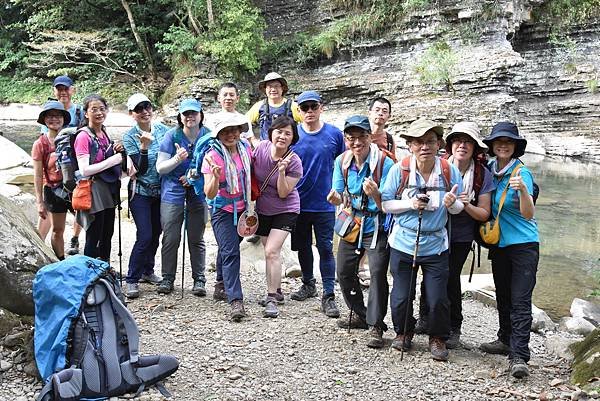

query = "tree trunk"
[
  {"left": 206, "top": 0, "right": 215, "bottom": 28},
  {"left": 120, "top": 0, "right": 157, "bottom": 79}
]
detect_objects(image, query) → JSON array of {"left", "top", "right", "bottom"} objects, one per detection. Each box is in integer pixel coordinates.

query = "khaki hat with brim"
[
  {"left": 401, "top": 118, "right": 445, "bottom": 147},
  {"left": 445, "top": 121, "right": 488, "bottom": 153},
  {"left": 212, "top": 114, "right": 249, "bottom": 138},
  {"left": 258, "top": 72, "right": 289, "bottom": 95}
]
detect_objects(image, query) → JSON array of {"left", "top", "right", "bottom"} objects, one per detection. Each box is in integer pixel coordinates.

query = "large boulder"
[
  {"left": 0, "top": 184, "right": 37, "bottom": 225},
  {"left": 560, "top": 316, "right": 597, "bottom": 336},
  {"left": 0, "top": 135, "right": 31, "bottom": 170},
  {"left": 570, "top": 298, "right": 600, "bottom": 327},
  {"left": 570, "top": 329, "right": 600, "bottom": 388},
  {"left": 0, "top": 194, "right": 56, "bottom": 316},
  {"left": 532, "top": 304, "right": 557, "bottom": 332}
]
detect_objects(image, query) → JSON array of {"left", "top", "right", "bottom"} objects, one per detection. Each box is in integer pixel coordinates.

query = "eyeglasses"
[
  {"left": 299, "top": 102, "right": 320, "bottom": 112},
  {"left": 89, "top": 107, "right": 107, "bottom": 114},
  {"left": 133, "top": 102, "right": 152, "bottom": 113},
  {"left": 182, "top": 110, "right": 199, "bottom": 117},
  {"left": 410, "top": 139, "right": 439, "bottom": 147},
  {"left": 452, "top": 138, "right": 475, "bottom": 145},
  {"left": 344, "top": 135, "right": 369, "bottom": 143}
]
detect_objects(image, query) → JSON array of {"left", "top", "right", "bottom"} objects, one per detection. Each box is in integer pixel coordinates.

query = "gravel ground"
[{"left": 0, "top": 215, "right": 583, "bottom": 401}]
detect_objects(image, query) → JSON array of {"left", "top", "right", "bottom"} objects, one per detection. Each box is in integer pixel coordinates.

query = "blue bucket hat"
[
  {"left": 343, "top": 115, "right": 371, "bottom": 133},
  {"left": 37, "top": 100, "right": 71, "bottom": 126},
  {"left": 53, "top": 75, "right": 74, "bottom": 88},
  {"left": 296, "top": 90, "right": 322, "bottom": 105},
  {"left": 178, "top": 98, "right": 203, "bottom": 114},
  {"left": 483, "top": 122, "right": 527, "bottom": 158}
]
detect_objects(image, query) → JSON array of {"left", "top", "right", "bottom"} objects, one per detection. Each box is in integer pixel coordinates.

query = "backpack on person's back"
[
  {"left": 54, "top": 127, "right": 101, "bottom": 192},
  {"left": 34, "top": 256, "right": 178, "bottom": 401}
]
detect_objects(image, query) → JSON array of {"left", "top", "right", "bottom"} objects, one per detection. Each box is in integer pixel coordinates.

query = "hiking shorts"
[
  {"left": 43, "top": 185, "right": 71, "bottom": 214},
  {"left": 256, "top": 212, "right": 298, "bottom": 236}
]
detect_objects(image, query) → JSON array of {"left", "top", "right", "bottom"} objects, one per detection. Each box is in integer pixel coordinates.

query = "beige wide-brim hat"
[
  {"left": 258, "top": 72, "right": 289, "bottom": 95},
  {"left": 211, "top": 114, "right": 249, "bottom": 138},
  {"left": 400, "top": 118, "right": 445, "bottom": 148},
  {"left": 445, "top": 121, "right": 488, "bottom": 153}
]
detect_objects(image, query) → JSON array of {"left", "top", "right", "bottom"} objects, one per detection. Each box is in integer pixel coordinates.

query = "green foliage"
[
  {"left": 586, "top": 78, "right": 598, "bottom": 94},
  {"left": 404, "top": 0, "right": 430, "bottom": 12},
  {"left": 0, "top": 76, "right": 48, "bottom": 104},
  {"left": 570, "top": 329, "right": 600, "bottom": 385},
  {"left": 591, "top": 270, "right": 600, "bottom": 296},
  {"left": 535, "top": 0, "right": 600, "bottom": 47},
  {"left": 414, "top": 41, "right": 458, "bottom": 91},
  {"left": 157, "top": 26, "right": 202, "bottom": 69}
]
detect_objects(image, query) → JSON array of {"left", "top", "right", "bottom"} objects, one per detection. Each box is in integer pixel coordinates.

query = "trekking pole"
[
  {"left": 118, "top": 193, "right": 123, "bottom": 288},
  {"left": 468, "top": 241, "right": 476, "bottom": 283},
  {"left": 401, "top": 207, "right": 424, "bottom": 362},
  {"left": 181, "top": 198, "right": 187, "bottom": 300}
]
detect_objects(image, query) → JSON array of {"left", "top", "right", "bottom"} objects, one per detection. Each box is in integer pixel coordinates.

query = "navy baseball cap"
[
  {"left": 343, "top": 115, "right": 371, "bottom": 133},
  {"left": 296, "top": 90, "right": 322, "bottom": 105},
  {"left": 53, "top": 75, "right": 74, "bottom": 88}
]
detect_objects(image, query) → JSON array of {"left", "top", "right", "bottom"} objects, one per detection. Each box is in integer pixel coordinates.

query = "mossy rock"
[{"left": 570, "top": 328, "right": 600, "bottom": 386}]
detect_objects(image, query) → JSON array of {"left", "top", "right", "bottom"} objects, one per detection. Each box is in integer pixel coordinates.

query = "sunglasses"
[
  {"left": 133, "top": 101, "right": 152, "bottom": 113},
  {"left": 299, "top": 102, "right": 320, "bottom": 112}
]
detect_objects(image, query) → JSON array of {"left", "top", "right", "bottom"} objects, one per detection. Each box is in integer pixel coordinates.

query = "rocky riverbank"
[{"left": 0, "top": 215, "right": 595, "bottom": 401}]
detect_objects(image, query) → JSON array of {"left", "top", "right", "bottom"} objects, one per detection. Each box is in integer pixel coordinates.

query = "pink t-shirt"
[
  {"left": 201, "top": 148, "right": 252, "bottom": 213},
  {"left": 73, "top": 129, "right": 111, "bottom": 163}
]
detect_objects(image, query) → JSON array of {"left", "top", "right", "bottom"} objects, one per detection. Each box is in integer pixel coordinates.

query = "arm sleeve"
[
  {"left": 131, "top": 151, "right": 149, "bottom": 174},
  {"left": 77, "top": 153, "right": 122, "bottom": 177},
  {"left": 380, "top": 163, "right": 414, "bottom": 213},
  {"left": 156, "top": 151, "right": 180, "bottom": 175}
]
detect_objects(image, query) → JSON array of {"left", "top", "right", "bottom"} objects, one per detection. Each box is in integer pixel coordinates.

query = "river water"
[{"left": 1, "top": 122, "right": 599, "bottom": 319}]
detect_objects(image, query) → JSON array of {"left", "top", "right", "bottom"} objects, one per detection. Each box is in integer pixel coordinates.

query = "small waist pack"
[
  {"left": 71, "top": 179, "right": 92, "bottom": 211},
  {"left": 334, "top": 208, "right": 361, "bottom": 243}
]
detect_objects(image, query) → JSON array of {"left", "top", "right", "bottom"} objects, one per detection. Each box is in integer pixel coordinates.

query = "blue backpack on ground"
[{"left": 34, "top": 256, "right": 178, "bottom": 401}]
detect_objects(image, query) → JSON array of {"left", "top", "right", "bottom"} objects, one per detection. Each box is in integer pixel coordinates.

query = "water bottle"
[{"left": 60, "top": 150, "right": 76, "bottom": 191}]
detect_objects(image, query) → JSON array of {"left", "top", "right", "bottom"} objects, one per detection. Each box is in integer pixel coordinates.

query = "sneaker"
[
  {"left": 429, "top": 337, "right": 449, "bottom": 361},
  {"left": 213, "top": 281, "right": 227, "bottom": 301},
  {"left": 157, "top": 279, "right": 174, "bottom": 294},
  {"left": 125, "top": 283, "right": 140, "bottom": 299},
  {"left": 509, "top": 357, "right": 530, "bottom": 379},
  {"left": 263, "top": 297, "right": 280, "bottom": 318},
  {"left": 246, "top": 234, "right": 261, "bottom": 244},
  {"left": 140, "top": 273, "right": 162, "bottom": 285},
  {"left": 191, "top": 280, "right": 207, "bottom": 297},
  {"left": 321, "top": 294, "right": 340, "bottom": 318},
  {"left": 290, "top": 281, "right": 317, "bottom": 301},
  {"left": 258, "top": 291, "right": 285, "bottom": 306},
  {"left": 336, "top": 313, "right": 368, "bottom": 329},
  {"left": 414, "top": 318, "right": 429, "bottom": 335},
  {"left": 66, "top": 237, "right": 79, "bottom": 256},
  {"left": 479, "top": 339, "right": 510, "bottom": 355},
  {"left": 230, "top": 299, "right": 246, "bottom": 322},
  {"left": 446, "top": 329, "right": 461, "bottom": 349},
  {"left": 366, "top": 326, "right": 385, "bottom": 349},
  {"left": 391, "top": 332, "right": 414, "bottom": 351}
]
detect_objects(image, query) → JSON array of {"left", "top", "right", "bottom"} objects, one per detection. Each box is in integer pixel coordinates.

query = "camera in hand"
[{"left": 416, "top": 193, "right": 430, "bottom": 203}]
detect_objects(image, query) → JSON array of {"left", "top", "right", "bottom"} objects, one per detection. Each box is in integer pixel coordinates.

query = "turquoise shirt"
[
  {"left": 491, "top": 162, "right": 539, "bottom": 247},
  {"left": 381, "top": 158, "right": 463, "bottom": 256},
  {"left": 332, "top": 150, "right": 394, "bottom": 234},
  {"left": 123, "top": 122, "right": 169, "bottom": 198}
]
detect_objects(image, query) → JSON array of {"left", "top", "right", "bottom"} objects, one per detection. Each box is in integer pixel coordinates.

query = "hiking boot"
[
  {"left": 336, "top": 313, "right": 368, "bottom": 330},
  {"left": 429, "top": 337, "right": 449, "bottom": 361},
  {"left": 391, "top": 332, "right": 414, "bottom": 352},
  {"left": 321, "top": 294, "right": 340, "bottom": 318},
  {"left": 479, "top": 339, "right": 510, "bottom": 355},
  {"left": 191, "top": 280, "right": 207, "bottom": 297},
  {"left": 230, "top": 299, "right": 246, "bottom": 322},
  {"left": 366, "top": 326, "right": 385, "bottom": 349},
  {"left": 66, "top": 236, "right": 79, "bottom": 255},
  {"left": 290, "top": 280, "right": 317, "bottom": 301},
  {"left": 263, "top": 297, "right": 280, "bottom": 318},
  {"left": 509, "top": 357, "right": 530, "bottom": 379},
  {"left": 125, "top": 283, "right": 140, "bottom": 299},
  {"left": 414, "top": 318, "right": 429, "bottom": 335},
  {"left": 213, "top": 281, "right": 227, "bottom": 301},
  {"left": 258, "top": 290, "right": 285, "bottom": 306},
  {"left": 140, "top": 273, "right": 162, "bottom": 285},
  {"left": 246, "top": 234, "right": 261, "bottom": 244},
  {"left": 157, "top": 279, "right": 174, "bottom": 294},
  {"left": 446, "top": 329, "right": 461, "bottom": 350}
]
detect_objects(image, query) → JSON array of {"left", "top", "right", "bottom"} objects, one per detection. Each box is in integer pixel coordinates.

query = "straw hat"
[
  {"left": 258, "top": 72, "right": 289, "bottom": 95},
  {"left": 445, "top": 121, "right": 488, "bottom": 153}
]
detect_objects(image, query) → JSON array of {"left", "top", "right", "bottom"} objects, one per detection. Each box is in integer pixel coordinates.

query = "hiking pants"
[
  {"left": 489, "top": 242, "right": 539, "bottom": 362},
  {"left": 291, "top": 211, "right": 336, "bottom": 296},
  {"left": 160, "top": 196, "right": 208, "bottom": 284},
  {"left": 126, "top": 194, "right": 162, "bottom": 283},
  {"left": 211, "top": 208, "right": 243, "bottom": 302},
  {"left": 84, "top": 207, "right": 115, "bottom": 261},
  {"left": 418, "top": 241, "right": 472, "bottom": 331},
  {"left": 390, "top": 249, "right": 450, "bottom": 339},
  {"left": 336, "top": 229, "right": 390, "bottom": 330}
]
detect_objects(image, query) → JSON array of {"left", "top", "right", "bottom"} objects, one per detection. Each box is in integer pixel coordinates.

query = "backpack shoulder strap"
[
  {"left": 340, "top": 150, "right": 353, "bottom": 190},
  {"left": 372, "top": 150, "right": 388, "bottom": 186},
  {"left": 77, "top": 126, "right": 101, "bottom": 164},
  {"left": 395, "top": 156, "right": 411, "bottom": 198},
  {"left": 386, "top": 132, "right": 394, "bottom": 152},
  {"left": 439, "top": 157, "right": 452, "bottom": 192},
  {"left": 284, "top": 98, "right": 292, "bottom": 117}
]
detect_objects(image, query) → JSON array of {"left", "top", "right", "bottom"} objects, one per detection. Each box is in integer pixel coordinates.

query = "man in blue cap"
[
  {"left": 328, "top": 115, "right": 395, "bottom": 347},
  {"left": 290, "top": 90, "right": 345, "bottom": 318},
  {"left": 38, "top": 75, "right": 84, "bottom": 255}
]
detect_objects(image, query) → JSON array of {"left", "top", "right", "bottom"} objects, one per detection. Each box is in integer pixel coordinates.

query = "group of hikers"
[{"left": 31, "top": 72, "right": 539, "bottom": 378}]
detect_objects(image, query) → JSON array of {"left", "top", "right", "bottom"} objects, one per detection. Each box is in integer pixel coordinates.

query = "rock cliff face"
[{"left": 249, "top": 0, "right": 600, "bottom": 161}]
